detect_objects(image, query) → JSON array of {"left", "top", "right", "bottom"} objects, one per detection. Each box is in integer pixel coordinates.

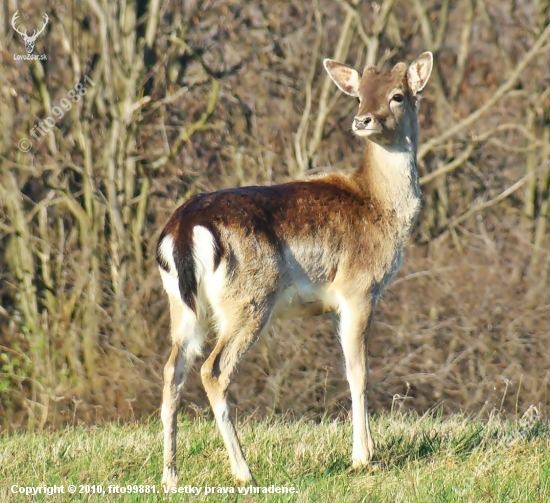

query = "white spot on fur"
[
  {"left": 158, "top": 234, "right": 177, "bottom": 276},
  {"left": 159, "top": 267, "right": 180, "bottom": 298},
  {"left": 205, "top": 265, "right": 228, "bottom": 334},
  {"left": 160, "top": 264, "right": 203, "bottom": 351},
  {"left": 193, "top": 225, "right": 216, "bottom": 278},
  {"left": 191, "top": 225, "right": 228, "bottom": 335},
  {"left": 186, "top": 332, "right": 204, "bottom": 359}
]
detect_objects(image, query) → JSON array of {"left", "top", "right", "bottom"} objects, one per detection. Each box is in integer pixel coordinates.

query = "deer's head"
[
  {"left": 324, "top": 53, "right": 433, "bottom": 148},
  {"left": 12, "top": 11, "right": 49, "bottom": 54}
]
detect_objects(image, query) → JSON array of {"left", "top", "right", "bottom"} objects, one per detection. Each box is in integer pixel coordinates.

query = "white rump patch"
[
  {"left": 192, "top": 225, "right": 227, "bottom": 333},
  {"left": 159, "top": 267, "right": 180, "bottom": 298},
  {"left": 193, "top": 225, "right": 216, "bottom": 278},
  {"left": 158, "top": 234, "right": 180, "bottom": 299},
  {"left": 158, "top": 230, "right": 207, "bottom": 350},
  {"left": 158, "top": 234, "right": 177, "bottom": 276}
]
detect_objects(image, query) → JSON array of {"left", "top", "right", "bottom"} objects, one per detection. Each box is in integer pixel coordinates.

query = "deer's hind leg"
[
  {"left": 200, "top": 298, "right": 273, "bottom": 483},
  {"left": 160, "top": 274, "right": 205, "bottom": 488}
]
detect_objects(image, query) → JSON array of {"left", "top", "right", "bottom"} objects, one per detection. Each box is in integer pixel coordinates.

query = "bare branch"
[
  {"left": 419, "top": 22, "right": 550, "bottom": 160},
  {"left": 420, "top": 143, "right": 475, "bottom": 186},
  {"left": 294, "top": 3, "right": 323, "bottom": 173},
  {"left": 151, "top": 78, "right": 220, "bottom": 170},
  {"left": 449, "top": 0, "right": 476, "bottom": 100},
  {"left": 441, "top": 175, "right": 529, "bottom": 234}
]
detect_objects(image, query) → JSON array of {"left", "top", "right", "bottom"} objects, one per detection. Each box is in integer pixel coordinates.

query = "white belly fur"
[{"left": 272, "top": 278, "right": 337, "bottom": 319}]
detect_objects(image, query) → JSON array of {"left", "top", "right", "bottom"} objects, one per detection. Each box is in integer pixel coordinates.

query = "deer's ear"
[
  {"left": 407, "top": 52, "right": 433, "bottom": 95},
  {"left": 323, "top": 59, "right": 361, "bottom": 97}
]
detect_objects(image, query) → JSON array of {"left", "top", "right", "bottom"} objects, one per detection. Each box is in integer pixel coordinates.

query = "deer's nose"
[{"left": 354, "top": 115, "right": 373, "bottom": 129}]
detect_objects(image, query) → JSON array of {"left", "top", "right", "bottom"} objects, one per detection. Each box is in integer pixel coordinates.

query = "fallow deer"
[{"left": 156, "top": 52, "right": 433, "bottom": 487}]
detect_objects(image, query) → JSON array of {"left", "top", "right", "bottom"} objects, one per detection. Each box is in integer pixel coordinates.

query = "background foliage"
[{"left": 0, "top": 0, "right": 549, "bottom": 430}]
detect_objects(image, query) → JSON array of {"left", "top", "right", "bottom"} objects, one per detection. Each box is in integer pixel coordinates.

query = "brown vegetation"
[{"left": 0, "top": 0, "right": 549, "bottom": 431}]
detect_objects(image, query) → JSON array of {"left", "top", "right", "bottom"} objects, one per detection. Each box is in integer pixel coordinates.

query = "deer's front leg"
[{"left": 337, "top": 295, "right": 375, "bottom": 468}]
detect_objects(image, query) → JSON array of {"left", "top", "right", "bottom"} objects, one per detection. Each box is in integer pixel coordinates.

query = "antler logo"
[{"left": 12, "top": 11, "right": 48, "bottom": 54}]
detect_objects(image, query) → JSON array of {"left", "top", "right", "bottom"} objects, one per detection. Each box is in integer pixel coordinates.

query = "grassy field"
[{"left": 1, "top": 412, "right": 549, "bottom": 502}]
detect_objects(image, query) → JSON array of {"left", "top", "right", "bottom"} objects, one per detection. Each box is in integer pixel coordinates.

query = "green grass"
[{"left": 1, "top": 413, "right": 549, "bottom": 502}]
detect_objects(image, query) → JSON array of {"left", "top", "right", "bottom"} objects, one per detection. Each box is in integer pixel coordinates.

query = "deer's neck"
[{"left": 354, "top": 139, "right": 421, "bottom": 233}]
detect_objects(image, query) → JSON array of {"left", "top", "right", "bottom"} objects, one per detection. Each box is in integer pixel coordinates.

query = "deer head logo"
[{"left": 12, "top": 11, "right": 48, "bottom": 54}]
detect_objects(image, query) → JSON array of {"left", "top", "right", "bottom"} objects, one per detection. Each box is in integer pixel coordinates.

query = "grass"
[{"left": 1, "top": 412, "right": 549, "bottom": 502}]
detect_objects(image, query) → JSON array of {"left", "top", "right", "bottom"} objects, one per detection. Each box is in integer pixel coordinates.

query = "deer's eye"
[
  {"left": 391, "top": 93, "right": 404, "bottom": 103},
  {"left": 356, "top": 97, "right": 361, "bottom": 104}
]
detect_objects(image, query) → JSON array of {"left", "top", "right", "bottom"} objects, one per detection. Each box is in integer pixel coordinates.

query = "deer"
[
  {"left": 156, "top": 51, "right": 433, "bottom": 487},
  {"left": 11, "top": 11, "right": 48, "bottom": 54}
]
